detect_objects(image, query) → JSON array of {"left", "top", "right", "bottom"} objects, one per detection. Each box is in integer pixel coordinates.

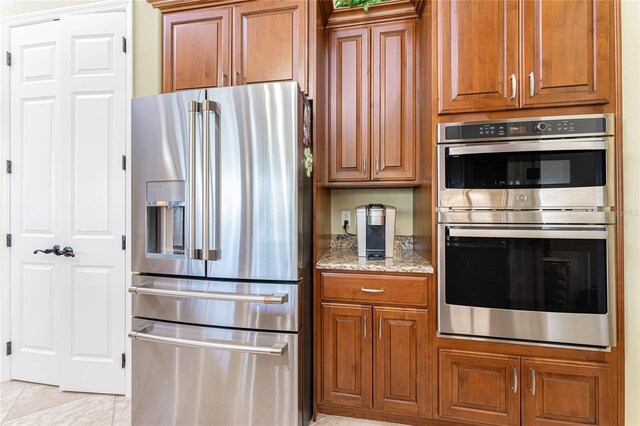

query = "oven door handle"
[
  {"left": 448, "top": 227, "right": 608, "bottom": 240},
  {"left": 129, "top": 283, "right": 288, "bottom": 305},
  {"left": 446, "top": 139, "right": 607, "bottom": 156},
  {"left": 129, "top": 327, "right": 288, "bottom": 356}
]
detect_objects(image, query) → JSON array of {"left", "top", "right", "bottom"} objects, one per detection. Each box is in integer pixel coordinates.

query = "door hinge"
[
  {"left": 5, "top": 234, "right": 11, "bottom": 248},
  {"left": 121, "top": 235, "right": 126, "bottom": 250},
  {"left": 6, "top": 341, "right": 11, "bottom": 356},
  {"left": 5, "top": 51, "right": 11, "bottom": 66},
  {"left": 6, "top": 160, "right": 11, "bottom": 174},
  {"left": 121, "top": 353, "right": 126, "bottom": 368},
  {"left": 121, "top": 155, "right": 126, "bottom": 171},
  {"left": 122, "top": 36, "right": 127, "bottom": 53}
]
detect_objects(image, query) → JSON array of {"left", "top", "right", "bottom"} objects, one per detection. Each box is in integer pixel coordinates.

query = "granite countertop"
[{"left": 316, "top": 248, "right": 434, "bottom": 274}]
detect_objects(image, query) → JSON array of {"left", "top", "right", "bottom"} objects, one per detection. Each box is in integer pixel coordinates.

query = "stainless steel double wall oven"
[{"left": 437, "top": 114, "right": 615, "bottom": 348}]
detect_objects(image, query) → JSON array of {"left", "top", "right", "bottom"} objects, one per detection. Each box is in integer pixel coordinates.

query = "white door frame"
[{"left": 0, "top": 0, "right": 133, "bottom": 398}]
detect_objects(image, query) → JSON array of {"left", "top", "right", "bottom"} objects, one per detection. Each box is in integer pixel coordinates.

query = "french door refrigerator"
[{"left": 130, "top": 82, "right": 312, "bottom": 425}]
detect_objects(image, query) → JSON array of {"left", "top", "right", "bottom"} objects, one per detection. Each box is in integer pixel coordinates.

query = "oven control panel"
[{"left": 439, "top": 114, "right": 611, "bottom": 142}]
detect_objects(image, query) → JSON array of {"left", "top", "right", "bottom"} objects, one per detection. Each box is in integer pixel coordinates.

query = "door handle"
[
  {"left": 34, "top": 245, "right": 59, "bottom": 255},
  {"left": 509, "top": 73, "right": 516, "bottom": 100},
  {"left": 234, "top": 70, "right": 240, "bottom": 86},
  {"left": 188, "top": 101, "right": 202, "bottom": 260},
  {"left": 60, "top": 246, "right": 75, "bottom": 257},
  {"left": 512, "top": 367, "right": 518, "bottom": 394},
  {"left": 529, "top": 368, "right": 536, "bottom": 395},
  {"left": 529, "top": 72, "right": 535, "bottom": 97},
  {"left": 202, "top": 100, "right": 222, "bottom": 261},
  {"left": 33, "top": 245, "right": 74, "bottom": 257}
]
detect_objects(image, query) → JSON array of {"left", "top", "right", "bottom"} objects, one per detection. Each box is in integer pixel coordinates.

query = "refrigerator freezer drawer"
[
  {"left": 130, "top": 319, "right": 302, "bottom": 426},
  {"left": 131, "top": 275, "right": 301, "bottom": 331}
]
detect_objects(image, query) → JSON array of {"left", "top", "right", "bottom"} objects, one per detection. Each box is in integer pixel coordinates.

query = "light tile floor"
[
  {"left": 0, "top": 381, "right": 130, "bottom": 425},
  {"left": 0, "top": 380, "right": 401, "bottom": 425}
]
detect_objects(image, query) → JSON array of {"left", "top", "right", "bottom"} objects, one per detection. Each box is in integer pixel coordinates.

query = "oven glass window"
[
  {"left": 445, "top": 150, "right": 605, "bottom": 189},
  {"left": 445, "top": 234, "right": 607, "bottom": 314}
]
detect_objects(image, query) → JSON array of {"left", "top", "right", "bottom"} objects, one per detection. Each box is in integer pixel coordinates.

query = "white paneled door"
[{"left": 9, "top": 12, "right": 126, "bottom": 394}]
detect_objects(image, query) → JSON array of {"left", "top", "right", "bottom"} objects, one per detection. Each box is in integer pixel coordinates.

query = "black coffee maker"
[{"left": 355, "top": 204, "right": 396, "bottom": 259}]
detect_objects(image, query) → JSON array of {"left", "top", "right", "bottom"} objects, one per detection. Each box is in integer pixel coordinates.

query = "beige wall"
[
  {"left": 331, "top": 188, "right": 413, "bottom": 235},
  {"left": 0, "top": 0, "right": 162, "bottom": 97},
  {"left": 622, "top": 0, "right": 640, "bottom": 423}
]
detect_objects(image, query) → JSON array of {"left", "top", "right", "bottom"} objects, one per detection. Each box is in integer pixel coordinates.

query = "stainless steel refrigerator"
[{"left": 129, "top": 82, "right": 312, "bottom": 425}]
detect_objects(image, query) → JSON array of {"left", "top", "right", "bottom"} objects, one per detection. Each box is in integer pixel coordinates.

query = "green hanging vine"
[{"left": 334, "top": 0, "right": 387, "bottom": 12}]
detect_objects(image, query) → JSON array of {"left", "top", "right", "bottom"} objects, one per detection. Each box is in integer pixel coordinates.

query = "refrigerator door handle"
[
  {"left": 188, "top": 101, "right": 202, "bottom": 260},
  {"left": 202, "top": 100, "right": 222, "bottom": 261},
  {"left": 129, "top": 283, "right": 289, "bottom": 304},
  {"left": 129, "top": 326, "right": 288, "bottom": 356}
]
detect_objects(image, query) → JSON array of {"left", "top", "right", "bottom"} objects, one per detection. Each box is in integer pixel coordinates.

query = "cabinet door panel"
[
  {"left": 322, "top": 303, "right": 372, "bottom": 408},
  {"left": 522, "top": 358, "right": 611, "bottom": 425},
  {"left": 374, "top": 307, "right": 428, "bottom": 416},
  {"left": 522, "top": 0, "right": 612, "bottom": 107},
  {"left": 439, "top": 350, "right": 520, "bottom": 425},
  {"left": 232, "top": 0, "right": 306, "bottom": 91},
  {"left": 328, "top": 27, "right": 370, "bottom": 182},
  {"left": 437, "top": 0, "right": 518, "bottom": 113},
  {"left": 163, "top": 8, "right": 230, "bottom": 92},
  {"left": 371, "top": 21, "right": 415, "bottom": 181}
]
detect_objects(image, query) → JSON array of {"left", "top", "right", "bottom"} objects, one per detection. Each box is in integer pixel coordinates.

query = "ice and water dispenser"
[{"left": 146, "top": 181, "right": 186, "bottom": 258}]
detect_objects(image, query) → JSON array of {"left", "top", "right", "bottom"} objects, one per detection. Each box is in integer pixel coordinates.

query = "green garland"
[{"left": 334, "top": 0, "right": 387, "bottom": 12}]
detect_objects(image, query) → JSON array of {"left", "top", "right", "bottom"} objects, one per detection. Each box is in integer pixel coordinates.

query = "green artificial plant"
[{"left": 334, "top": 0, "right": 387, "bottom": 12}]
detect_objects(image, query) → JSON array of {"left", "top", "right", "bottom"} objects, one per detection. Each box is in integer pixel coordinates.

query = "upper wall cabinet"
[
  {"left": 328, "top": 20, "right": 416, "bottom": 185},
  {"left": 161, "top": 0, "right": 307, "bottom": 93},
  {"left": 437, "top": 0, "right": 614, "bottom": 114}
]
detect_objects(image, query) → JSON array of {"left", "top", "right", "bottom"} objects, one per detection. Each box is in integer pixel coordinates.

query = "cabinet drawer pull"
[
  {"left": 509, "top": 73, "right": 516, "bottom": 99},
  {"left": 360, "top": 288, "right": 385, "bottom": 293},
  {"left": 512, "top": 367, "right": 518, "bottom": 394}
]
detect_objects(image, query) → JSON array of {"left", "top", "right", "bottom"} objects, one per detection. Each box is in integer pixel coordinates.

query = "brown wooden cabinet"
[
  {"left": 319, "top": 272, "right": 429, "bottom": 417},
  {"left": 437, "top": 0, "right": 613, "bottom": 113},
  {"left": 162, "top": 0, "right": 307, "bottom": 93},
  {"left": 322, "top": 303, "right": 372, "bottom": 408},
  {"left": 440, "top": 350, "right": 612, "bottom": 425},
  {"left": 328, "top": 20, "right": 416, "bottom": 184},
  {"left": 374, "top": 307, "right": 428, "bottom": 415},
  {"left": 522, "top": 358, "right": 611, "bottom": 425},
  {"left": 440, "top": 350, "right": 520, "bottom": 425},
  {"left": 163, "top": 7, "right": 231, "bottom": 92}
]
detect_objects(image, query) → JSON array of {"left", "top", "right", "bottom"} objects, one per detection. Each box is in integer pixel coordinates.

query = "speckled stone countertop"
[{"left": 316, "top": 248, "right": 434, "bottom": 274}]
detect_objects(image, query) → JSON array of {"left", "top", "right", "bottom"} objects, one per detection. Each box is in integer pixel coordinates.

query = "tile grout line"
[
  {"left": 110, "top": 394, "right": 116, "bottom": 425},
  {"left": 2, "top": 381, "right": 27, "bottom": 424},
  {"left": 3, "top": 385, "right": 97, "bottom": 424}
]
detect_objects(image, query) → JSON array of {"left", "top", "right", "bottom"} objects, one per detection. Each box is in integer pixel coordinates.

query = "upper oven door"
[{"left": 437, "top": 137, "right": 614, "bottom": 209}]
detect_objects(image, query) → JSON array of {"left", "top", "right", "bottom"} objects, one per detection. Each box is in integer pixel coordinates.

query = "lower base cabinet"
[
  {"left": 322, "top": 303, "right": 428, "bottom": 416},
  {"left": 440, "top": 350, "right": 611, "bottom": 425}
]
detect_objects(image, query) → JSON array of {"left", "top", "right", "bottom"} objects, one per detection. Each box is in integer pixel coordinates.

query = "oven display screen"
[{"left": 508, "top": 124, "right": 529, "bottom": 135}]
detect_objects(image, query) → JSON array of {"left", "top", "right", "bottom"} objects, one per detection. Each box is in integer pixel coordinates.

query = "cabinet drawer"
[{"left": 321, "top": 273, "right": 427, "bottom": 306}]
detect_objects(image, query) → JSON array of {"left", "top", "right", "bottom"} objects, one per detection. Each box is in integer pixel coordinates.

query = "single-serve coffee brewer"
[{"left": 356, "top": 204, "right": 396, "bottom": 259}]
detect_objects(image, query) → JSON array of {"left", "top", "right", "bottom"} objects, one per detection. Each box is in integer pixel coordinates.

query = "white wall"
[{"left": 622, "top": 0, "right": 640, "bottom": 423}]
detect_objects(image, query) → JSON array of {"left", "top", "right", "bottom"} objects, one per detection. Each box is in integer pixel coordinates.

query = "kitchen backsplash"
[{"left": 330, "top": 234, "right": 414, "bottom": 250}]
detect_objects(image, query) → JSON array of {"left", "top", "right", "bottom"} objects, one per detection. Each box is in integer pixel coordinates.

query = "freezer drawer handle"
[
  {"left": 128, "top": 284, "right": 288, "bottom": 305},
  {"left": 128, "top": 329, "right": 288, "bottom": 356}
]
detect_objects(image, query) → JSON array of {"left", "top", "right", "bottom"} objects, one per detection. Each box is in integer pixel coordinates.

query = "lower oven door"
[
  {"left": 438, "top": 224, "right": 615, "bottom": 347},
  {"left": 130, "top": 319, "right": 301, "bottom": 426}
]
